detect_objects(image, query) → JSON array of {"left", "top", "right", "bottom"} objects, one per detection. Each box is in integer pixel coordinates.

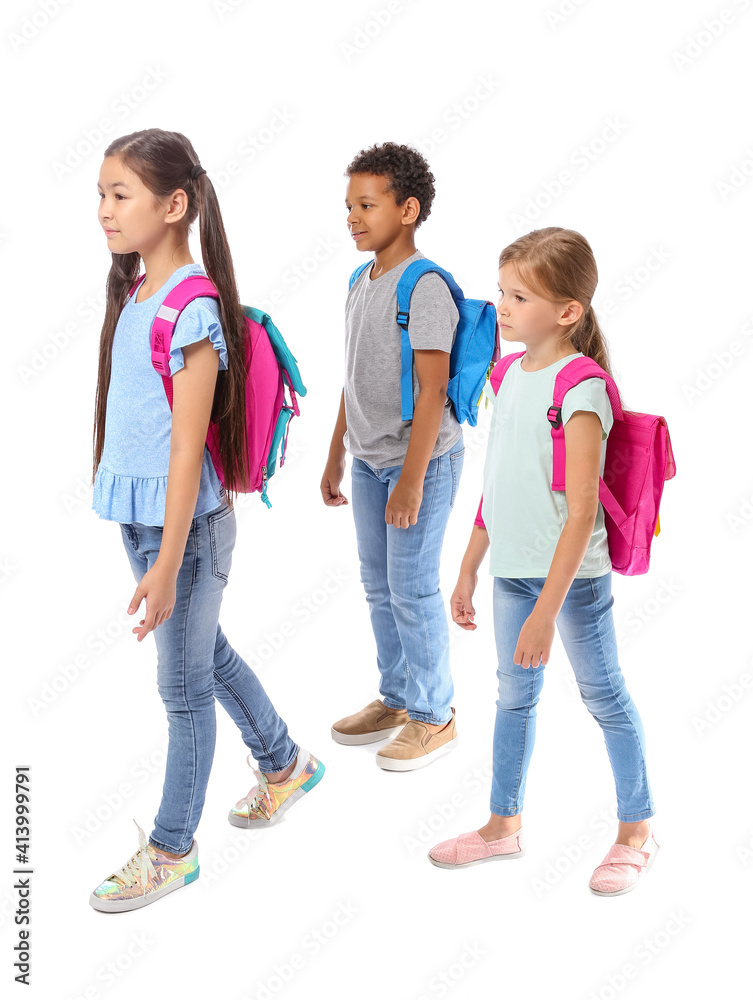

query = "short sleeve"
[
  {"left": 561, "top": 377, "right": 613, "bottom": 440},
  {"left": 405, "top": 272, "right": 459, "bottom": 353},
  {"left": 168, "top": 297, "right": 228, "bottom": 377},
  {"left": 482, "top": 379, "right": 497, "bottom": 407},
  {"left": 474, "top": 495, "right": 486, "bottom": 527}
]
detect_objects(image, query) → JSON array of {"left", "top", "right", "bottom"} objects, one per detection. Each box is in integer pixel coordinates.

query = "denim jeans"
[
  {"left": 491, "top": 573, "right": 654, "bottom": 823},
  {"left": 120, "top": 498, "right": 298, "bottom": 854},
  {"left": 350, "top": 436, "right": 464, "bottom": 725}
]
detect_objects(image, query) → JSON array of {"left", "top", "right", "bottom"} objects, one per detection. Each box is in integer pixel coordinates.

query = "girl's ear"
[
  {"left": 165, "top": 188, "right": 190, "bottom": 225},
  {"left": 558, "top": 299, "right": 584, "bottom": 327}
]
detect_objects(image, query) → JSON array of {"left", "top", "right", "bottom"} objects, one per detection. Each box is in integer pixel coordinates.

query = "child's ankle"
[
  {"left": 479, "top": 815, "right": 522, "bottom": 841},
  {"left": 263, "top": 760, "right": 296, "bottom": 783}
]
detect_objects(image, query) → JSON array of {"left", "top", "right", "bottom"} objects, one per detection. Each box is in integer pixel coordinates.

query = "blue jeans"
[
  {"left": 491, "top": 573, "right": 654, "bottom": 823},
  {"left": 350, "top": 436, "right": 464, "bottom": 725},
  {"left": 120, "top": 499, "right": 298, "bottom": 854}
]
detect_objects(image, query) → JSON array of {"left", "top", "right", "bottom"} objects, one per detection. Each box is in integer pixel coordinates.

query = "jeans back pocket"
[
  {"left": 207, "top": 505, "right": 236, "bottom": 582},
  {"left": 449, "top": 447, "right": 465, "bottom": 508}
]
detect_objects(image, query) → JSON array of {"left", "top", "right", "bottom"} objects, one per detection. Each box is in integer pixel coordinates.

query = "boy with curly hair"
[{"left": 321, "top": 141, "right": 464, "bottom": 771}]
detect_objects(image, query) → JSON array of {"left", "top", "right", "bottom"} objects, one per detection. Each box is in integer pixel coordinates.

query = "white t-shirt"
[{"left": 480, "top": 352, "right": 613, "bottom": 578}]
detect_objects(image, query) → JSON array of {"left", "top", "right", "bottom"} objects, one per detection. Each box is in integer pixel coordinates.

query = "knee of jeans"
[
  {"left": 496, "top": 669, "right": 541, "bottom": 712},
  {"left": 577, "top": 678, "right": 632, "bottom": 723},
  {"left": 157, "top": 676, "right": 214, "bottom": 711},
  {"left": 495, "top": 694, "right": 539, "bottom": 715},
  {"left": 360, "top": 571, "right": 390, "bottom": 603},
  {"left": 389, "top": 583, "right": 442, "bottom": 612},
  {"left": 387, "top": 565, "right": 440, "bottom": 605}
]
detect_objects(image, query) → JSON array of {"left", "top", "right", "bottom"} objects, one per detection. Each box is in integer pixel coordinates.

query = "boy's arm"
[
  {"left": 321, "top": 389, "right": 349, "bottom": 506},
  {"left": 385, "top": 348, "right": 450, "bottom": 528}
]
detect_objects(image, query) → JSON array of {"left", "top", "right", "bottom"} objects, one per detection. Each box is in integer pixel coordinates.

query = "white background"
[{"left": 2, "top": 0, "right": 752, "bottom": 997}]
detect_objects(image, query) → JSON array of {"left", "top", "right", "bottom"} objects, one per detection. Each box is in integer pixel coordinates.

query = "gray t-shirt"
[{"left": 343, "top": 249, "right": 462, "bottom": 468}]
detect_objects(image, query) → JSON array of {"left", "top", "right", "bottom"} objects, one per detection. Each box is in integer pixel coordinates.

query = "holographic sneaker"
[
  {"left": 89, "top": 820, "right": 199, "bottom": 912},
  {"left": 229, "top": 748, "right": 325, "bottom": 828}
]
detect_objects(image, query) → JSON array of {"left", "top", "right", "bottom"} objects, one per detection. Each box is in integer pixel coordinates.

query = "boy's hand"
[
  {"left": 451, "top": 572, "right": 478, "bottom": 630},
  {"left": 514, "top": 611, "right": 555, "bottom": 668},
  {"left": 385, "top": 479, "right": 422, "bottom": 528},
  {"left": 127, "top": 563, "right": 178, "bottom": 642},
  {"left": 321, "top": 460, "right": 349, "bottom": 506}
]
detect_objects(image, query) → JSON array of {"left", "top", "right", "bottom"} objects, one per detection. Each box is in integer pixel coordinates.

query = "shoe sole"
[
  {"left": 428, "top": 849, "right": 525, "bottom": 869},
  {"left": 227, "top": 759, "right": 325, "bottom": 828},
  {"left": 331, "top": 724, "right": 406, "bottom": 746},
  {"left": 89, "top": 866, "right": 199, "bottom": 912},
  {"left": 375, "top": 735, "right": 458, "bottom": 771},
  {"left": 589, "top": 841, "right": 660, "bottom": 896}
]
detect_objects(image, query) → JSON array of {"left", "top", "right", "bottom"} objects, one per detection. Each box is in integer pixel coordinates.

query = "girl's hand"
[
  {"left": 321, "top": 460, "right": 349, "bottom": 507},
  {"left": 451, "top": 572, "right": 478, "bottom": 630},
  {"left": 385, "top": 479, "right": 423, "bottom": 528},
  {"left": 514, "top": 611, "right": 555, "bottom": 669},
  {"left": 127, "top": 563, "right": 178, "bottom": 642}
]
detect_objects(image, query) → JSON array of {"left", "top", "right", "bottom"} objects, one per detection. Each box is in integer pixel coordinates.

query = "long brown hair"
[
  {"left": 91, "top": 128, "right": 249, "bottom": 498},
  {"left": 499, "top": 227, "right": 614, "bottom": 379}
]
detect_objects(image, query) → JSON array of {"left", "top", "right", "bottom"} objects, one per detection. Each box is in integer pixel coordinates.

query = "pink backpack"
[
  {"left": 487, "top": 351, "right": 676, "bottom": 576},
  {"left": 131, "top": 273, "right": 306, "bottom": 506}
]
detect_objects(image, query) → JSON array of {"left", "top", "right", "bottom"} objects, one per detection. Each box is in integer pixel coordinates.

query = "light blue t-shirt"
[
  {"left": 480, "top": 352, "right": 613, "bottom": 579},
  {"left": 92, "top": 263, "right": 229, "bottom": 526}
]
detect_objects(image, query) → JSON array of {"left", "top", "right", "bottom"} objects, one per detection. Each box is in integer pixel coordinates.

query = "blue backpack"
[{"left": 348, "top": 258, "right": 500, "bottom": 426}]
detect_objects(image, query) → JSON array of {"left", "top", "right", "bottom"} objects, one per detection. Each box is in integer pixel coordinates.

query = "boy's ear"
[{"left": 401, "top": 195, "right": 420, "bottom": 226}]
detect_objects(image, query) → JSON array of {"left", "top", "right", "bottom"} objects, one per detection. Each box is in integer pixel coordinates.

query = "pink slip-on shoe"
[
  {"left": 589, "top": 827, "right": 660, "bottom": 896},
  {"left": 428, "top": 828, "right": 525, "bottom": 869}
]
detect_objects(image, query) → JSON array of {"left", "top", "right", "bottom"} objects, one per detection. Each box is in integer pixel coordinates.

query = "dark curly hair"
[{"left": 345, "top": 142, "right": 435, "bottom": 227}]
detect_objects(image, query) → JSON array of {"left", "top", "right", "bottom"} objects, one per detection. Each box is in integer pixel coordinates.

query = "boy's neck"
[{"left": 370, "top": 236, "right": 417, "bottom": 279}]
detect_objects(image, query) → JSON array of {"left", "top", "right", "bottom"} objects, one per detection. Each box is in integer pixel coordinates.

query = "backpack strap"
[
  {"left": 489, "top": 351, "right": 526, "bottom": 395},
  {"left": 395, "top": 260, "right": 464, "bottom": 421},
  {"left": 149, "top": 275, "right": 219, "bottom": 410},
  {"left": 549, "top": 357, "right": 630, "bottom": 532},
  {"left": 549, "top": 357, "right": 623, "bottom": 489},
  {"left": 473, "top": 351, "right": 526, "bottom": 532},
  {"left": 348, "top": 260, "right": 373, "bottom": 291}
]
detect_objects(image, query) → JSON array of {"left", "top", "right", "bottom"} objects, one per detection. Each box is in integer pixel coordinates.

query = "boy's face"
[{"left": 345, "top": 173, "right": 417, "bottom": 252}]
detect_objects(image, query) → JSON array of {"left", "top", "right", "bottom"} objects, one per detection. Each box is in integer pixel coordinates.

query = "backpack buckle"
[
  {"left": 547, "top": 405, "right": 562, "bottom": 429},
  {"left": 151, "top": 350, "right": 171, "bottom": 375},
  {"left": 396, "top": 309, "right": 410, "bottom": 330}
]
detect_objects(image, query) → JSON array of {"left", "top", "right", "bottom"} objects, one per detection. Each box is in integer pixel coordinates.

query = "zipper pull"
[
  {"left": 477, "top": 361, "right": 495, "bottom": 409},
  {"left": 260, "top": 465, "right": 272, "bottom": 508}
]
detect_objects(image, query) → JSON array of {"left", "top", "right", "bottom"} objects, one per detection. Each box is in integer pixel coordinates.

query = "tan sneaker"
[
  {"left": 331, "top": 699, "right": 409, "bottom": 745},
  {"left": 375, "top": 708, "right": 457, "bottom": 771}
]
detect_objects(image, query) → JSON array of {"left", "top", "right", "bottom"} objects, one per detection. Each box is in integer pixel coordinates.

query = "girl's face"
[
  {"left": 97, "top": 156, "right": 182, "bottom": 256},
  {"left": 497, "top": 262, "right": 582, "bottom": 347}
]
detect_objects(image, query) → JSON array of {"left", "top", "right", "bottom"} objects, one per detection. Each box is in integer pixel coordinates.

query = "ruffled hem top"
[{"left": 92, "top": 263, "right": 229, "bottom": 526}]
